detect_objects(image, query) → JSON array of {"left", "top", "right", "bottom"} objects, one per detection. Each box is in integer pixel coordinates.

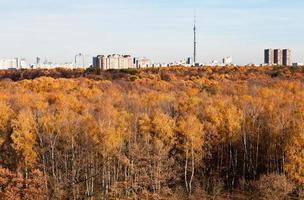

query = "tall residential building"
[
  {"left": 36, "top": 57, "right": 41, "bottom": 66},
  {"left": 93, "top": 54, "right": 133, "bottom": 70},
  {"left": 92, "top": 57, "right": 99, "bottom": 68},
  {"left": 186, "top": 57, "right": 193, "bottom": 65},
  {"left": 274, "top": 49, "right": 283, "bottom": 65},
  {"left": 265, "top": 48, "right": 292, "bottom": 66},
  {"left": 74, "top": 53, "right": 88, "bottom": 68},
  {"left": 264, "top": 49, "right": 274, "bottom": 65},
  {"left": 283, "top": 49, "right": 292, "bottom": 66}
]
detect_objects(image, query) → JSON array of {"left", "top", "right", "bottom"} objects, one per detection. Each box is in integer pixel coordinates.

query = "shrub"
[
  {"left": 255, "top": 174, "right": 294, "bottom": 200},
  {"left": 129, "top": 75, "right": 139, "bottom": 81}
]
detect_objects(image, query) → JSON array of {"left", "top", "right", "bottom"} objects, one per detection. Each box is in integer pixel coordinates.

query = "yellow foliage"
[
  {"left": 178, "top": 114, "right": 203, "bottom": 150},
  {"left": 285, "top": 138, "right": 304, "bottom": 184},
  {"left": 0, "top": 102, "right": 12, "bottom": 145},
  {"left": 285, "top": 114, "right": 304, "bottom": 184},
  {"left": 204, "top": 99, "right": 242, "bottom": 142},
  {"left": 101, "top": 127, "right": 121, "bottom": 156},
  {"left": 151, "top": 112, "right": 175, "bottom": 146},
  {"left": 11, "top": 110, "right": 37, "bottom": 168},
  {"left": 138, "top": 114, "right": 152, "bottom": 143}
]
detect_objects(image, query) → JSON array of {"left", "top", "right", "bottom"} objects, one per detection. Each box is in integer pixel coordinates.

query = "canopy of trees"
[{"left": 0, "top": 66, "right": 303, "bottom": 199}]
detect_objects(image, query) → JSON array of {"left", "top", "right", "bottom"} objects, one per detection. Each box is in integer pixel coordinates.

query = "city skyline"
[{"left": 1, "top": 0, "right": 304, "bottom": 65}]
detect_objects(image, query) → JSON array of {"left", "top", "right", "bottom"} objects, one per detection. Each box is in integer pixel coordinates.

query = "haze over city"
[{"left": 1, "top": 0, "right": 304, "bottom": 65}]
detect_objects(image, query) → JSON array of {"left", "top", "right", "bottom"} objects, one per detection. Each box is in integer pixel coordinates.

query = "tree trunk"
[
  {"left": 254, "top": 131, "right": 260, "bottom": 179},
  {"left": 189, "top": 144, "right": 195, "bottom": 194},
  {"left": 184, "top": 149, "right": 189, "bottom": 193}
]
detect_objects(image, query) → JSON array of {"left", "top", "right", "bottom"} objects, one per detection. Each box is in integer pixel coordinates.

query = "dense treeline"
[
  {"left": 0, "top": 66, "right": 303, "bottom": 199},
  {"left": 1, "top": 65, "right": 304, "bottom": 81}
]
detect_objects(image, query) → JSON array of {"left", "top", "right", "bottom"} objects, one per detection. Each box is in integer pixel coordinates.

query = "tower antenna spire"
[{"left": 193, "top": 10, "right": 197, "bottom": 65}]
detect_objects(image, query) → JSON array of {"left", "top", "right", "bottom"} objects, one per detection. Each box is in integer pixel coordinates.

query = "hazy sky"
[{"left": 0, "top": 0, "right": 303, "bottom": 64}]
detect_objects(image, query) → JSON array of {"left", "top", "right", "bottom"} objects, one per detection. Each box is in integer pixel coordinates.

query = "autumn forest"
[{"left": 0, "top": 66, "right": 303, "bottom": 199}]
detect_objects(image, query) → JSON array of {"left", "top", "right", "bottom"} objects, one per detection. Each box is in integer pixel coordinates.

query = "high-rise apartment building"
[
  {"left": 186, "top": 57, "right": 193, "bottom": 65},
  {"left": 92, "top": 57, "right": 99, "bottom": 68},
  {"left": 283, "top": 49, "right": 292, "bottom": 66},
  {"left": 36, "top": 57, "right": 41, "bottom": 66},
  {"left": 265, "top": 49, "right": 291, "bottom": 66},
  {"left": 264, "top": 49, "right": 274, "bottom": 65},
  {"left": 274, "top": 49, "right": 283, "bottom": 65}
]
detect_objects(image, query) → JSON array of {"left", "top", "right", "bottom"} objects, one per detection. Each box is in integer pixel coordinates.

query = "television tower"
[{"left": 193, "top": 13, "right": 197, "bottom": 65}]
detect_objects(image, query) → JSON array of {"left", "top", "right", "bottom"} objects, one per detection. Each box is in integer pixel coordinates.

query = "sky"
[{"left": 0, "top": 0, "right": 303, "bottom": 65}]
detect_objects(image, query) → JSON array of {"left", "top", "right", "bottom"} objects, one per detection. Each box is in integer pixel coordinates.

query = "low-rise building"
[
  {"left": 292, "top": 63, "right": 304, "bottom": 67},
  {"left": 133, "top": 57, "right": 151, "bottom": 68},
  {"left": 223, "top": 57, "right": 233, "bottom": 65},
  {"left": 0, "top": 58, "right": 28, "bottom": 69}
]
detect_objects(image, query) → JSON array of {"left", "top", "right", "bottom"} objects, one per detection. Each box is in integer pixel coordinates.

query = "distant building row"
[
  {"left": 0, "top": 58, "right": 27, "bottom": 69},
  {"left": 264, "top": 49, "right": 291, "bottom": 66},
  {"left": 93, "top": 54, "right": 151, "bottom": 70}
]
